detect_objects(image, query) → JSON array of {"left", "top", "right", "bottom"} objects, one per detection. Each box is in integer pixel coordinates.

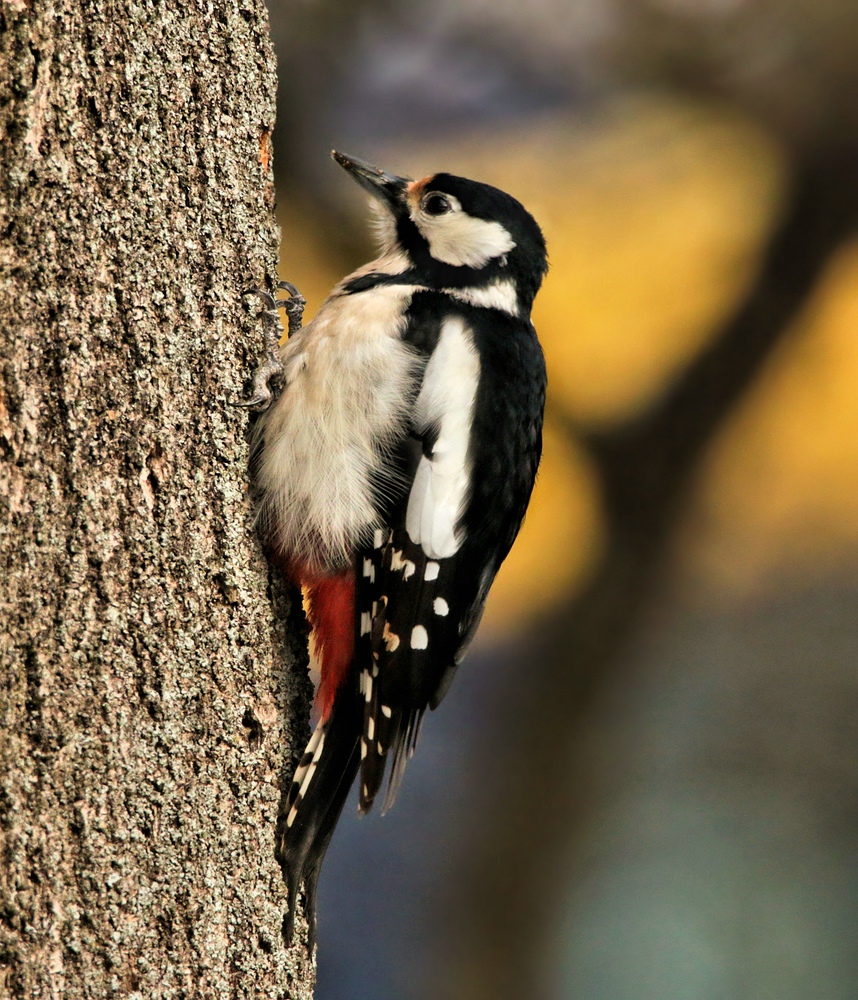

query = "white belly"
[{"left": 256, "top": 284, "right": 420, "bottom": 573}]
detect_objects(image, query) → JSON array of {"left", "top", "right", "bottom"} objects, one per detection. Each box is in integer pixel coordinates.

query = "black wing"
[{"left": 356, "top": 295, "right": 546, "bottom": 812}]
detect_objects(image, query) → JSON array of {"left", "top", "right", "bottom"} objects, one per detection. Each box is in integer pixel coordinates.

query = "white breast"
[
  {"left": 406, "top": 316, "right": 480, "bottom": 559},
  {"left": 257, "top": 282, "right": 420, "bottom": 573}
]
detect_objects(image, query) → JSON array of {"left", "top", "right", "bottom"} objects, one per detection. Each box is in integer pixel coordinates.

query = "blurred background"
[{"left": 262, "top": 1, "right": 858, "bottom": 997}]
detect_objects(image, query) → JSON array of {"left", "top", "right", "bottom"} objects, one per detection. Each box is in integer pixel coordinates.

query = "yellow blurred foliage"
[
  {"left": 479, "top": 419, "right": 603, "bottom": 637},
  {"left": 277, "top": 202, "right": 345, "bottom": 317},
  {"left": 533, "top": 109, "right": 783, "bottom": 424},
  {"left": 685, "top": 241, "right": 858, "bottom": 595}
]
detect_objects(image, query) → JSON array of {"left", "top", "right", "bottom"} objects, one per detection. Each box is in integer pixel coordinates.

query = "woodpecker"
[{"left": 247, "top": 151, "right": 547, "bottom": 947}]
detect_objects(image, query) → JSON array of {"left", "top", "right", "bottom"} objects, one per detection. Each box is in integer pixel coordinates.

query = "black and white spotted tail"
[{"left": 276, "top": 685, "right": 362, "bottom": 948}]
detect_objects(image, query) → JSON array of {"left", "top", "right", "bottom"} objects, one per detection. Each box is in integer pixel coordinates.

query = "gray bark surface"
[{"left": 0, "top": 2, "right": 315, "bottom": 996}]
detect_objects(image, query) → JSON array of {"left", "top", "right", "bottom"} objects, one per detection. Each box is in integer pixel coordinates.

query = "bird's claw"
[
  {"left": 234, "top": 355, "right": 283, "bottom": 410},
  {"left": 237, "top": 282, "right": 305, "bottom": 411},
  {"left": 276, "top": 281, "right": 306, "bottom": 338}
]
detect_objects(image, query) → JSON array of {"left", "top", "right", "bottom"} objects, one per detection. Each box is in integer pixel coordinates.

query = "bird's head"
[{"left": 332, "top": 150, "right": 548, "bottom": 311}]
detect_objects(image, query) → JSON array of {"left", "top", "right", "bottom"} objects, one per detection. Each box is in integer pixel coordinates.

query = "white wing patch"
[{"left": 406, "top": 317, "right": 480, "bottom": 559}]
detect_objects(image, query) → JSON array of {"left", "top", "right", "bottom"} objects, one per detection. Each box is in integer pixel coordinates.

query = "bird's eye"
[{"left": 423, "top": 193, "right": 451, "bottom": 216}]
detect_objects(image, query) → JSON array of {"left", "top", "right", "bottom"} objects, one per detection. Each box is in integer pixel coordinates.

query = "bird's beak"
[{"left": 332, "top": 150, "right": 410, "bottom": 211}]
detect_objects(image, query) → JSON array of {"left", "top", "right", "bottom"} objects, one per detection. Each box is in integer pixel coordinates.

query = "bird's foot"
[{"left": 237, "top": 282, "right": 306, "bottom": 411}]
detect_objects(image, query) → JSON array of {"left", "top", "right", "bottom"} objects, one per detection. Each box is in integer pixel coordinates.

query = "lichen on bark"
[{"left": 0, "top": 2, "right": 315, "bottom": 996}]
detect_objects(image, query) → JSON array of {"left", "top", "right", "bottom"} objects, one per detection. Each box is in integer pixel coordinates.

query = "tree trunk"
[{"left": 0, "top": 2, "right": 315, "bottom": 996}]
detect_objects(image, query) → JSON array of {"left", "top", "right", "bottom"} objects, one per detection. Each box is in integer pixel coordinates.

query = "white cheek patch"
[
  {"left": 406, "top": 316, "right": 480, "bottom": 559},
  {"left": 417, "top": 212, "right": 516, "bottom": 269}
]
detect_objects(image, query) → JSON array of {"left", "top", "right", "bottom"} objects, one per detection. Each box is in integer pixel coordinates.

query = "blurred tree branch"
[{"left": 433, "top": 140, "right": 858, "bottom": 1000}]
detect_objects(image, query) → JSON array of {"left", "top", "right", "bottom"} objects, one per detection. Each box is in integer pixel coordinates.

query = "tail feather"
[
  {"left": 277, "top": 684, "right": 362, "bottom": 948},
  {"left": 284, "top": 717, "right": 327, "bottom": 828},
  {"left": 380, "top": 709, "right": 424, "bottom": 815},
  {"left": 359, "top": 692, "right": 426, "bottom": 816}
]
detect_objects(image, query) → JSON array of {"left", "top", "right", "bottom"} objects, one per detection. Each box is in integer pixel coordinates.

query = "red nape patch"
[{"left": 303, "top": 570, "right": 355, "bottom": 721}]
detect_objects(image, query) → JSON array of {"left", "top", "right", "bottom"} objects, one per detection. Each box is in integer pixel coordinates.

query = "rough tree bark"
[{"left": 0, "top": 3, "right": 315, "bottom": 997}]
